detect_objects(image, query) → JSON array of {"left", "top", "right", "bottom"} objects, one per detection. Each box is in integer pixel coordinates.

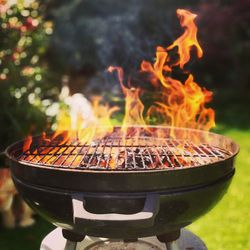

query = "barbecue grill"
[{"left": 1, "top": 126, "right": 239, "bottom": 249}]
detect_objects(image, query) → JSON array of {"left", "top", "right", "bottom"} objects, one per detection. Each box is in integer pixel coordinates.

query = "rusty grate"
[{"left": 15, "top": 136, "right": 232, "bottom": 170}]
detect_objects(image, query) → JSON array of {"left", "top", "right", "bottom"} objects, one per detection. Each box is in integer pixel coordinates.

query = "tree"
[{"left": 0, "top": 0, "right": 60, "bottom": 150}]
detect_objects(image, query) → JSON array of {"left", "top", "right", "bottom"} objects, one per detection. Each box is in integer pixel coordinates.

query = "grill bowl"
[
  {"left": 5, "top": 126, "right": 239, "bottom": 238},
  {"left": 6, "top": 126, "right": 239, "bottom": 192}
]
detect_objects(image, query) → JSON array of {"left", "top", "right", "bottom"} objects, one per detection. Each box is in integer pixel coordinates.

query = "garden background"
[{"left": 0, "top": 0, "right": 249, "bottom": 249}]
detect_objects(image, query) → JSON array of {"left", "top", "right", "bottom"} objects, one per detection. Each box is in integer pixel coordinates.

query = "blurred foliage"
[
  {"left": 195, "top": 0, "right": 250, "bottom": 91},
  {"left": 0, "top": 0, "right": 61, "bottom": 151}
]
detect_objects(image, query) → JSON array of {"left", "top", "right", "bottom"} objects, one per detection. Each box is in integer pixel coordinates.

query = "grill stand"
[
  {"left": 166, "top": 242, "right": 179, "bottom": 250},
  {"left": 157, "top": 230, "right": 180, "bottom": 250},
  {"left": 40, "top": 228, "right": 207, "bottom": 250},
  {"left": 64, "top": 241, "right": 77, "bottom": 250}
]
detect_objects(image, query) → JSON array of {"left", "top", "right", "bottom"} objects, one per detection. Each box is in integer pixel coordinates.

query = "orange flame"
[
  {"left": 167, "top": 9, "right": 203, "bottom": 69},
  {"left": 140, "top": 8, "right": 215, "bottom": 137},
  {"left": 22, "top": 9, "right": 215, "bottom": 156},
  {"left": 23, "top": 135, "right": 32, "bottom": 152},
  {"left": 108, "top": 66, "right": 145, "bottom": 127},
  {"left": 52, "top": 96, "right": 119, "bottom": 145}
]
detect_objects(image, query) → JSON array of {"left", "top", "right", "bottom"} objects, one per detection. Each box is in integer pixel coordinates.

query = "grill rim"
[
  {"left": 6, "top": 125, "right": 239, "bottom": 173},
  {"left": 8, "top": 152, "right": 236, "bottom": 192}
]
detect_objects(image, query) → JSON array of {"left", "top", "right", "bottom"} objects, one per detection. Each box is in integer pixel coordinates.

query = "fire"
[
  {"left": 23, "top": 135, "right": 32, "bottom": 153},
  {"left": 22, "top": 9, "right": 215, "bottom": 164},
  {"left": 114, "top": 8, "right": 215, "bottom": 138},
  {"left": 167, "top": 9, "right": 203, "bottom": 69},
  {"left": 108, "top": 66, "right": 146, "bottom": 134},
  {"left": 52, "top": 95, "right": 119, "bottom": 145}
]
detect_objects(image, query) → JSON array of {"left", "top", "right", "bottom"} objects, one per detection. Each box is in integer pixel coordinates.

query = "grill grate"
[{"left": 16, "top": 137, "right": 232, "bottom": 170}]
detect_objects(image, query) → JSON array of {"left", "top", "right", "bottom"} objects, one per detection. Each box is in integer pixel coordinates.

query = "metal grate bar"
[
  {"left": 51, "top": 146, "right": 69, "bottom": 166},
  {"left": 105, "top": 139, "right": 114, "bottom": 169},
  {"left": 182, "top": 141, "right": 202, "bottom": 166},
  {"left": 114, "top": 138, "right": 122, "bottom": 169},
  {"left": 158, "top": 143, "right": 174, "bottom": 168},
  {"left": 124, "top": 139, "right": 128, "bottom": 169},
  {"left": 139, "top": 148, "right": 147, "bottom": 169},
  {"left": 67, "top": 142, "right": 82, "bottom": 167},
  {"left": 163, "top": 140, "right": 183, "bottom": 167},
  {"left": 17, "top": 136, "right": 232, "bottom": 170},
  {"left": 145, "top": 145, "right": 156, "bottom": 169},
  {"left": 85, "top": 141, "right": 101, "bottom": 168},
  {"left": 184, "top": 141, "right": 208, "bottom": 166}
]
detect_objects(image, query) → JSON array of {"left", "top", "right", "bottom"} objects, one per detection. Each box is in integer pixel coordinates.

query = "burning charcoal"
[
  {"left": 80, "top": 155, "right": 93, "bottom": 166},
  {"left": 90, "top": 141, "right": 97, "bottom": 147},
  {"left": 83, "top": 155, "right": 91, "bottom": 162},
  {"left": 161, "top": 156, "right": 171, "bottom": 168},
  {"left": 166, "top": 150, "right": 173, "bottom": 155},
  {"left": 134, "top": 148, "right": 140, "bottom": 154},
  {"left": 177, "top": 157, "right": 188, "bottom": 167},
  {"left": 157, "top": 148, "right": 164, "bottom": 155},
  {"left": 99, "top": 159, "right": 107, "bottom": 168},
  {"left": 141, "top": 148, "right": 148, "bottom": 155},
  {"left": 126, "top": 155, "right": 134, "bottom": 168},
  {"left": 117, "top": 158, "right": 125, "bottom": 169},
  {"left": 134, "top": 155, "right": 144, "bottom": 168},
  {"left": 89, "top": 157, "right": 98, "bottom": 166},
  {"left": 144, "top": 156, "right": 152, "bottom": 167},
  {"left": 173, "top": 158, "right": 181, "bottom": 168},
  {"left": 108, "top": 158, "right": 116, "bottom": 169}
]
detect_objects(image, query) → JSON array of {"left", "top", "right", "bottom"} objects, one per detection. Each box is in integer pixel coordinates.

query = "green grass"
[
  {"left": 0, "top": 217, "right": 54, "bottom": 250},
  {"left": 189, "top": 128, "right": 250, "bottom": 250},
  {"left": 0, "top": 128, "right": 249, "bottom": 250}
]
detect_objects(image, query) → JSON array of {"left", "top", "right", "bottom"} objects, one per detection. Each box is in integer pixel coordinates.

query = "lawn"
[
  {"left": 0, "top": 127, "right": 249, "bottom": 250},
  {"left": 189, "top": 128, "right": 250, "bottom": 250}
]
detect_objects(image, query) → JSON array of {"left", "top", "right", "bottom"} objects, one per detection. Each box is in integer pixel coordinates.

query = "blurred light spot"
[
  {"left": 35, "top": 74, "right": 42, "bottom": 81},
  {"left": 0, "top": 73, "right": 7, "bottom": 80},
  {"left": 46, "top": 103, "right": 59, "bottom": 117},
  {"left": 45, "top": 27, "right": 53, "bottom": 35},
  {"left": 3, "top": 68, "right": 9, "bottom": 74},
  {"left": 34, "top": 87, "right": 41, "bottom": 94},
  {"left": 21, "top": 10, "right": 30, "bottom": 17},
  {"left": 20, "top": 52, "right": 27, "bottom": 58},
  {"left": 9, "top": 17, "right": 18, "bottom": 26},
  {"left": 14, "top": 60, "right": 20, "bottom": 65},
  {"left": 31, "top": 55, "right": 39, "bottom": 64},
  {"left": 18, "top": 37, "right": 26, "bottom": 47},
  {"left": 7, "top": 9, "right": 13, "bottom": 15},
  {"left": 21, "top": 87, "right": 27, "bottom": 93},
  {"left": 28, "top": 93, "right": 35, "bottom": 104},
  {"left": 1, "top": 23, "right": 7, "bottom": 29},
  {"left": 42, "top": 99, "right": 51, "bottom": 106},
  {"left": 14, "top": 90, "right": 22, "bottom": 99},
  {"left": 31, "top": 10, "right": 38, "bottom": 17}
]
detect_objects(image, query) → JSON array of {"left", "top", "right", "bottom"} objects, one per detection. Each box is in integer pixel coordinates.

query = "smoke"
[
  {"left": 47, "top": 0, "right": 202, "bottom": 95},
  {"left": 49, "top": 0, "right": 180, "bottom": 72}
]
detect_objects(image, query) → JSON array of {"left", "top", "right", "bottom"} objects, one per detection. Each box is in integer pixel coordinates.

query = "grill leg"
[
  {"left": 157, "top": 230, "right": 180, "bottom": 250},
  {"left": 62, "top": 229, "right": 85, "bottom": 242},
  {"left": 65, "top": 240, "right": 77, "bottom": 250},
  {"left": 62, "top": 229, "right": 85, "bottom": 250},
  {"left": 166, "top": 241, "right": 179, "bottom": 250}
]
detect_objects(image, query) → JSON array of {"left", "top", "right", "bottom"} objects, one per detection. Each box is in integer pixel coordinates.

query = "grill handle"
[{"left": 72, "top": 193, "right": 160, "bottom": 227}]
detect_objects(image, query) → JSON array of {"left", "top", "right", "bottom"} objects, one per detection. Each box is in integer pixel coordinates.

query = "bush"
[{"left": 0, "top": 0, "right": 60, "bottom": 150}]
